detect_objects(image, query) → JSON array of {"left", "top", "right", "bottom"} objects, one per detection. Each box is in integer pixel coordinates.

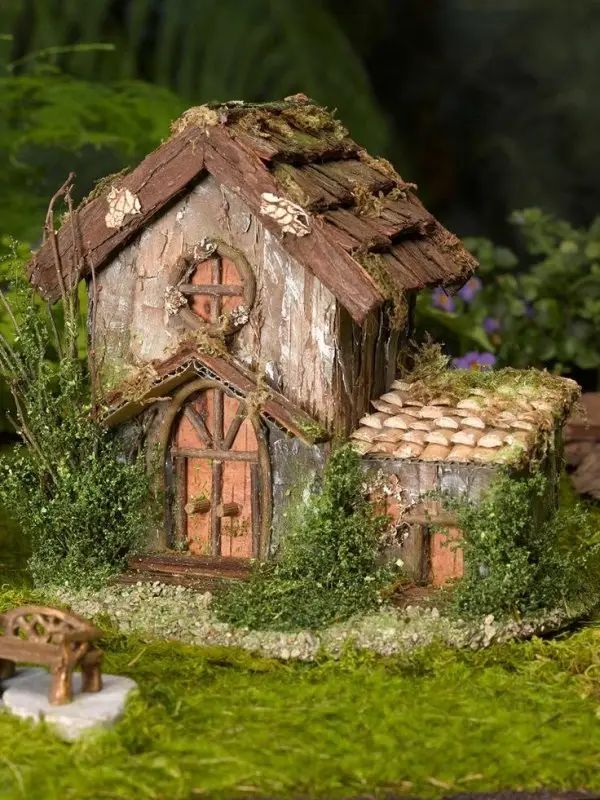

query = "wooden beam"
[
  {"left": 198, "top": 352, "right": 329, "bottom": 443},
  {"left": 183, "top": 406, "right": 212, "bottom": 447},
  {"left": 173, "top": 456, "right": 188, "bottom": 548},
  {"left": 211, "top": 461, "right": 223, "bottom": 556},
  {"left": 171, "top": 447, "right": 259, "bottom": 462},
  {"left": 210, "top": 256, "right": 222, "bottom": 323},
  {"left": 127, "top": 552, "right": 252, "bottom": 580},
  {"left": 250, "top": 462, "right": 260, "bottom": 559},
  {"left": 179, "top": 283, "right": 244, "bottom": 296},
  {"left": 222, "top": 401, "right": 245, "bottom": 450}
]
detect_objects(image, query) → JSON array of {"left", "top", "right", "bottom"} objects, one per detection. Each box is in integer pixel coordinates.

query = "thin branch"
[
  {"left": 44, "top": 173, "right": 74, "bottom": 307},
  {"left": 64, "top": 183, "right": 83, "bottom": 361},
  {"left": 10, "top": 390, "right": 54, "bottom": 483},
  {"left": 87, "top": 256, "right": 100, "bottom": 416},
  {"left": 0, "top": 290, "right": 20, "bottom": 337},
  {"left": 46, "top": 301, "right": 63, "bottom": 362}
]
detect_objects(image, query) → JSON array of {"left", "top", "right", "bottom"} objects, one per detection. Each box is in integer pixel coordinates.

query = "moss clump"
[
  {"left": 279, "top": 102, "right": 348, "bottom": 140},
  {"left": 270, "top": 163, "right": 311, "bottom": 207},
  {"left": 79, "top": 167, "right": 131, "bottom": 209},
  {"left": 430, "top": 224, "right": 478, "bottom": 275},
  {"left": 445, "top": 472, "right": 600, "bottom": 619},
  {"left": 402, "top": 340, "right": 580, "bottom": 420},
  {"left": 358, "top": 252, "right": 409, "bottom": 330},
  {"left": 170, "top": 104, "right": 220, "bottom": 135},
  {"left": 294, "top": 416, "right": 329, "bottom": 443},
  {"left": 351, "top": 182, "right": 384, "bottom": 216},
  {"left": 214, "top": 445, "right": 394, "bottom": 631},
  {"left": 357, "top": 150, "right": 416, "bottom": 190}
]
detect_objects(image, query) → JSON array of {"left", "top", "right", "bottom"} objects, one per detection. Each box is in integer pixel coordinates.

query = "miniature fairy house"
[{"left": 25, "top": 96, "right": 576, "bottom": 584}]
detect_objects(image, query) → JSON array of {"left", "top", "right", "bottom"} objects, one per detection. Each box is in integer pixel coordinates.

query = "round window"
[{"left": 169, "top": 240, "right": 255, "bottom": 336}]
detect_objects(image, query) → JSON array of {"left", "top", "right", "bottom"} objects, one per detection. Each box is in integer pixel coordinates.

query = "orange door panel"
[{"left": 172, "top": 386, "right": 260, "bottom": 558}]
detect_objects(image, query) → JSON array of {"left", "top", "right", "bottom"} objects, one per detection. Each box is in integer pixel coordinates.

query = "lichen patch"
[
  {"left": 170, "top": 105, "right": 220, "bottom": 136},
  {"left": 105, "top": 186, "right": 142, "bottom": 230}
]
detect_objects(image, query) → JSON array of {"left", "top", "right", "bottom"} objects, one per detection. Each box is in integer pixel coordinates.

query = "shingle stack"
[{"left": 351, "top": 376, "right": 578, "bottom": 465}]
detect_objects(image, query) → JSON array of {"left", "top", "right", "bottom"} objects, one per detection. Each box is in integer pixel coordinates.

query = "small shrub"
[
  {"left": 448, "top": 472, "right": 600, "bottom": 618},
  {"left": 214, "top": 445, "right": 394, "bottom": 631},
  {"left": 0, "top": 242, "right": 153, "bottom": 588}
]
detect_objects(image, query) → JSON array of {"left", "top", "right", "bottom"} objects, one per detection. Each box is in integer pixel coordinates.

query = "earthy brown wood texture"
[
  {"left": 27, "top": 98, "right": 476, "bottom": 323},
  {"left": 27, "top": 131, "right": 206, "bottom": 303},
  {"left": 173, "top": 385, "right": 261, "bottom": 558},
  {"left": 127, "top": 553, "right": 252, "bottom": 581},
  {"left": 97, "top": 177, "right": 396, "bottom": 434},
  {"left": 0, "top": 606, "right": 103, "bottom": 705}
]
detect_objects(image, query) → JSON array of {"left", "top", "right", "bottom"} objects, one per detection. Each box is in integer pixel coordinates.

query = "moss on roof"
[{"left": 403, "top": 341, "right": 580, "bottom": 420}]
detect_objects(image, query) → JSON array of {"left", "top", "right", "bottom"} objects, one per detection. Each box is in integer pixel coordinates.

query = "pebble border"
[{"left": 50, "top": 583, "right": 592, "bottom": 661}]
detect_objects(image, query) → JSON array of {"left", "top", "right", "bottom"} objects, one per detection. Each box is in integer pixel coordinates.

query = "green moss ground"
[
  {"left": 2, "top": 583, "right": 600, "bottom": 799},
  {"left": 2, "top": 483, "right": 600, "bottom": 799}
]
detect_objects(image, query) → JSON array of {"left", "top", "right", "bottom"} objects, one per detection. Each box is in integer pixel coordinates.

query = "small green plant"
[
  {"left": 0, "top": 235, "right": 152, "bottom": 588},
  {"left": 214, "top": 444, "right": 394, "bottom": 631},
  {"left": 446, "top": 472, "right": 600, "bottom": 618},
  {"left": 417, "top": 208, "right": 600, "bottom": 380}
]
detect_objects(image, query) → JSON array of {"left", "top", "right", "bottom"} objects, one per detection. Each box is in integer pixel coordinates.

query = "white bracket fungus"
[
  {"left": 105, "top": 186, "right": 142, "bottom": 230},
  {"left": 260, "top": 193, "right": 310, "bottom": 237}
]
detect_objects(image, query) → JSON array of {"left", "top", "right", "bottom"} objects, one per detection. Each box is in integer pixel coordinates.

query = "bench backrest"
[{"left": 0, "top": 605, "right": 100, "bottom": 646}]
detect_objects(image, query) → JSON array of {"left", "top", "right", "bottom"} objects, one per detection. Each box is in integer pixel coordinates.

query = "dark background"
[{"left": 3, "top": 0, "right": 600, "bottom": 241}]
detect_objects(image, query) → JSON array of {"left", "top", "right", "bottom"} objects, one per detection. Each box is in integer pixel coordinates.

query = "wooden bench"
[{"left": 0, "top": 605, "right": 104, "bottom": 705}]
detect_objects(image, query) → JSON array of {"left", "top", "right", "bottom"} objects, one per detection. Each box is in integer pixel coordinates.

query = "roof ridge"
[{"left": 25, "top": 97, "right": 477, "bottom": 324}]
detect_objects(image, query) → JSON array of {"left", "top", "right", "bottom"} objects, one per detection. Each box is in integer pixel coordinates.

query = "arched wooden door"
[{"left": 166, "top": 380, "right": 270, "bottom": 559}]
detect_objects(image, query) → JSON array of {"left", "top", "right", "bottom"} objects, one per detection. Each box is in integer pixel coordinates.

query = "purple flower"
[
  {"left": 483, "top": 317, "right": 501, "bottom": 334},
  {"left": 452, "top": 351, "right": 496, "bottom": 371},
  {"left": 458, "top": 276, "right": 482, "bottom": 303},
  {"left": 432, "top": 287, "right": 455, "bottom": 312}
]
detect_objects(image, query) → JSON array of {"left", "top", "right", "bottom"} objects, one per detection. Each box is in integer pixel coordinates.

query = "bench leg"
[
  {"left": 50, "top": 666, "right": 72, "bottom": 705},
  {"left": 0, "top": 659, "right": 15, "bottom": 680},
  {"left": 81, "top": 660, "right": 102, "bottom": 694}
]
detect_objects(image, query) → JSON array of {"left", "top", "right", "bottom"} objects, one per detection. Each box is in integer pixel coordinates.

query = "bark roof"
[
  {"left": 351, "top": 372, "right": 579, "bottom": 466},
  {"left": 26, "top": 95, "right": 477, "bottom": 324},
  {"left": 102, "top": 343, "right": 327, "bottom": 445}
]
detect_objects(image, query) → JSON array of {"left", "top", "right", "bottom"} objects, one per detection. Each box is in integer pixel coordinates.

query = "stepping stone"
[{"left": 0, "top": 667, "right": 137, "bottom": 741}]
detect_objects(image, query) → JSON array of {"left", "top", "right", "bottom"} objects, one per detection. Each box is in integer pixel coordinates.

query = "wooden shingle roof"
[
  {"left": 26, "top": 96, "right": 477, "bottom": 324},
  {"left": 351, "top": 372, "right": 579, "bottom": 465}
]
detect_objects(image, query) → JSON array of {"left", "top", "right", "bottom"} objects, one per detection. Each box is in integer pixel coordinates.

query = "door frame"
[{"left": 156, "top": 378, "right": 272, "bottom": 559}]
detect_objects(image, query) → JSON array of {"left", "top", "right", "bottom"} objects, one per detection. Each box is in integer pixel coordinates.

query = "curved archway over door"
[{"left": 165, "top": 379, "right": 271, "bottom": 559}]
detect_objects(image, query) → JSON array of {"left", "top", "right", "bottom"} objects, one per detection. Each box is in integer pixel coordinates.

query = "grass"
[
  {"left": 3, "top": 486, "right": 600, "bottom": 799},
  {"left": 3, "top": 583, "right": 600, "bottom": 798}
]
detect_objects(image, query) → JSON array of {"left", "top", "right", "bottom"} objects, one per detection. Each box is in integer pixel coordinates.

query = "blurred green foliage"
[
  {"left": 0, "top": 74, "right": 185, "bottom": 243},
  {"left": 418, "top": 209, "right": 600, "bottom": 382},
  {"left": 0, "top": 1, "right": 599, "bottom": 402}
]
